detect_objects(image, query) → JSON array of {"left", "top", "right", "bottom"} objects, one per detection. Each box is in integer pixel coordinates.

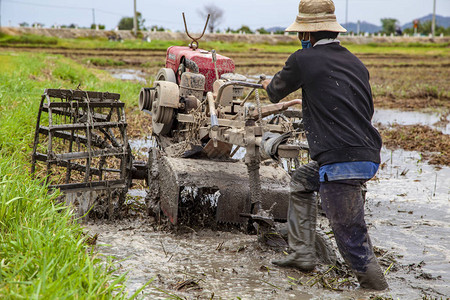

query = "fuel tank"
[{"left": 165, "top": 46, "right": 235, "bottom": 92}]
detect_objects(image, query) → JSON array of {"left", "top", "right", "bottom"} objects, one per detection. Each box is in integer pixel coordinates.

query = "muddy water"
[
  {"left": 108, "top": 68, "right": 148, "bottom": 83},
  {"left": 367, "top": 148, "right": 450, "bottom": 298},
  {"left": 373, "top": 109, "right": 450, "bottom": 134},
  {"left": 94, "top": 68, "right": 450, "bottom": 297},
  {"left": 85, "top": 146, "right": 450, "bottom": 299}
]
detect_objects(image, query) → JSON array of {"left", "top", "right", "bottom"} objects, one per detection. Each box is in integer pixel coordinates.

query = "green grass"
[
  {"left": 0, "top": 32, "right": 58, "bottom": 46},
  {"left": 0, "top": 51, "right": 143, "bottom": 298}
]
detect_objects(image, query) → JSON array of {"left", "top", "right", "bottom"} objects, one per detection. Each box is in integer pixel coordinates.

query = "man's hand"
[{"left": 262, "top": 79, "right": 272, "bottom": 90}]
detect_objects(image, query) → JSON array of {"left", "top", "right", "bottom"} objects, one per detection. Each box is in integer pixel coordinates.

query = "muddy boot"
[
  {"left": 272, "top": 162, "right": 320, "bottom": 271},
  {"left": 273, "top": 162, "right": 320, "bottom": 271},
  {"left": 272, "top": 192, "right": 317, "bottom": 271},
  {"left": 272, "top": 251, "right": 316, "bottom": 271},
  {"left": 355, "top": 258, "right": 389, "bottom": 291}
]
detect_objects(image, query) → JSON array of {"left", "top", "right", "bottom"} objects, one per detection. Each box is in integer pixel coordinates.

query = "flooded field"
[
  {"left": 89, "top": 109, "right": 450, "bottom": 299},
  {"left": 373, "top": 109, "right": 450, "bottom": 134},
  {"left": 85, "top": 145, "right": 450, "bottom": 299},
  {"left": 4, "top": 44, "right": 447, "bottom": 298},
  {"left": 82, "top": 47, "right": 450, "bottom": 299}
]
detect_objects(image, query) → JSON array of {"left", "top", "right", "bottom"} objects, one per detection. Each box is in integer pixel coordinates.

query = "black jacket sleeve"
[{"left": 266, "top": 51, "right": 303, "bottom": 103}]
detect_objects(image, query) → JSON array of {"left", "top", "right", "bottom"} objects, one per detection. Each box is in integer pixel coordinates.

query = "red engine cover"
[{"left": 165, "top": 46, "right": 235, "bottom": 92}]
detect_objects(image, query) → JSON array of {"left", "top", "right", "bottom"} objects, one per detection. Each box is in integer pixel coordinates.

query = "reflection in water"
[
  {"left": 373, "top": 109, "right": 450, "bottom": 134},
  {"left": 108, "top": 68, "right": 148, "bottom": 83}
]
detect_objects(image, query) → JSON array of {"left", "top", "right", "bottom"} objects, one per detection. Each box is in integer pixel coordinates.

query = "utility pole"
[
  {"left": 133, "top": 0, "right": 137, "bottom": 36},
  {"left": 432, "top": 0, "right": 436, "bottom": 37},
  {"left": 92, "top": 8, "right": 96, "bottom": 29},
  {"left": 345, "top": 0, "right": 348, "bottom": 27}
]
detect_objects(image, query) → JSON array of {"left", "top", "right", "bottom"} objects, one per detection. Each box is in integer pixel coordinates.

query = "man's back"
[{"left": 267, "top": 43, "right": 382, "bottom": 166}]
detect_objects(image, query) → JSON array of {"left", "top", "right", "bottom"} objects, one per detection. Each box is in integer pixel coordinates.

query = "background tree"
[
  {"left": 256, "top": 27, "right": 269, "bottom": 34},
  {"left": 91, "top": 24, "right": 105, "bottom": 30},
  {"left": 150, "top": 25, "right": 165, "bottom": 32},
  {"left": 403, "top": 20, "right": 450, "bottom": 36},
  {"left": 198, "top": 4, "right": 224, "bottom": 33},
  {"left": 118, "top": 12, "right": 145, "bottom": 30},
  {"left": 236, "top": 25, "right": 253, "bottom": 34},
  {"left": 380, "top": 18, "right": 398, "bottom": 34}
]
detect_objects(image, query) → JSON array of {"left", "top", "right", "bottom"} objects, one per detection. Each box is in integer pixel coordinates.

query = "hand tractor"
[{"left": 31, "top": 14, "right": 307, "bottom": 227}]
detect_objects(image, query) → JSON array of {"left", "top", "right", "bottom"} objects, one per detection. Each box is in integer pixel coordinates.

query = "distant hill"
[
  {"left": 402, "top": 14, "right": 450, "bottom": 29},
  {"left": 342, "top": 22, "right": 381, "bottom": 33},
  {"left": 266, "top": 26, "right": 285, "bottom": 33}
]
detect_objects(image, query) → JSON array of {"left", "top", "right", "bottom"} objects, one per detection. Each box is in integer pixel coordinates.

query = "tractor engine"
[
  {"left": 165, "top": 46, "right": 235, "bottom": 92},
  {"left": 138, "top": 45, "right": 248, "bottom": 141}
]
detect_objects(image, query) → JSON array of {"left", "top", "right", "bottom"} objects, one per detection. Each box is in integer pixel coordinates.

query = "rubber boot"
[
  {"left": 355, "top": 258, "right": 389, "bottom": 290},
  {"left": 275, "top": 225, "right": 337, "bottom": 266},
  {"left": 272, "top": 191, "right": 317, "bottom": 271}
]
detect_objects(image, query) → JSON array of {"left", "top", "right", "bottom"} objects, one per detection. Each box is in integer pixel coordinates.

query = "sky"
[{"left": 1, "top": 0, "right": 449, "bottom": 31}]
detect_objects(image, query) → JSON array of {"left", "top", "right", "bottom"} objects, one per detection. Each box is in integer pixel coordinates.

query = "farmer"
[{"left": 262, "top": 0, "right": 388, "bottom": 290}]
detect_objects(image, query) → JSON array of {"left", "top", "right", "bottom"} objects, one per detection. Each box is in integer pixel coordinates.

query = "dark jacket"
[{"left": 267, "top": 42, "right": 382, "bottom": 166}]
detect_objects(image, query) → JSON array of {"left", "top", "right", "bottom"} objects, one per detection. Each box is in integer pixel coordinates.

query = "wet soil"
[
  {"left": 78, "top": 48, "right": 449, "bottom": 298},
  {"left": 85, "top": 146, "right": 450, "bottom": 299},
  {"left": 8, "top": 45, "right": 448, "bottom": 298}
]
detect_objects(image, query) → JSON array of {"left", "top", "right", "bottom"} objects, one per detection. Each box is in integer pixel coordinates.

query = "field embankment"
[{"left": 2, "top": 26, "right": 450, "bottom": 45}]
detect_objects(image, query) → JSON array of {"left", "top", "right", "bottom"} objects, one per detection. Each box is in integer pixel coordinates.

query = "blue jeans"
[{"left": 320, "top": 179, "right": 374, "bottom": 272}]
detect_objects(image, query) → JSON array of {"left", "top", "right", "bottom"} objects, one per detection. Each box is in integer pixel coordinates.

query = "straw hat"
[{"left": 285, "top": 0, "right": 347, "bottom": 33}]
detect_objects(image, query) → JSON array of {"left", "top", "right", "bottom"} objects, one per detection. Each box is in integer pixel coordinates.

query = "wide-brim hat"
[{"left": 285, "top": 0, "right": 347, "bottom": 33}]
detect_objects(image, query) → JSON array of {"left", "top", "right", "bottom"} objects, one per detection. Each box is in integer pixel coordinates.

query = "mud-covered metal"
[
  {"left": 179, "top": 72, "right": 205, "bottom": 101},
  {"left": 31, "top": 88, "right": 131, "bottom": 219},
  {"left": 153, "top": 156, "right": 290, "bottom": 225},
  {"left": 139, "top": 41, "right": 305, "bottom": 225}
]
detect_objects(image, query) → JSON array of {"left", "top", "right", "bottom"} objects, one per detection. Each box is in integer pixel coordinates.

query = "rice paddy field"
[{"left": 0, "top": 32, "right": 449, "bottom": 299}]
